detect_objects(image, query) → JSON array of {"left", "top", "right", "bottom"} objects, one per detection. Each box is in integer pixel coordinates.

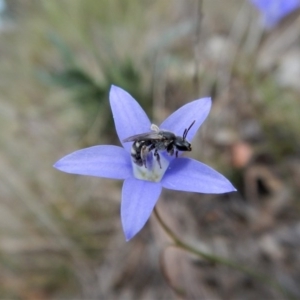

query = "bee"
[{"left": 123, "top": 120, "right": 195, "bottom": 168}]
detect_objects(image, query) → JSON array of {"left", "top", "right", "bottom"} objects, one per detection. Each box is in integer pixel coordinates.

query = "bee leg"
[
  {"left": 166, "top": 144, "right": 174, "bottom": 157},
  {"left": 141, "top": 145, "right": 150, "bottom": 168},
  {"left": 175, "top": 150, "right": 178, "bottom": 158},
  {"left": 154, "top": 149, "right": 162, "bottom": 169},
  {"left": 148, "top": 144, "right": 155, "bottom": 152}
]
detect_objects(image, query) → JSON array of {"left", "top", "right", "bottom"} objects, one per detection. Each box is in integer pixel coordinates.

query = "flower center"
[{"left": 131, "top": 151, "right": 171, "bottom": 182}]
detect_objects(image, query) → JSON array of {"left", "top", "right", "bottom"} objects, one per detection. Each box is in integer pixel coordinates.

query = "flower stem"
[{"left": 153, "top": 206, "right": 295, "bottom": 300}]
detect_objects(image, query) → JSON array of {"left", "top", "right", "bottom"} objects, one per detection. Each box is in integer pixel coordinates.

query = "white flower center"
[{"left": 131, "top": 151, "right": 171, "bottom": 182}]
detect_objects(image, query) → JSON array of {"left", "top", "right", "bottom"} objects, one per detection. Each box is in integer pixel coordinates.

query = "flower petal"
[
  {"left": 54, "top": 145, "right": 132, "bottom": 179},
  {"left": 109, "top": 85, "right": 151, "bottom": 152},
  {"left": 161, "top": 158, "right": 236, "bottom": 194},
  {"left": 250, "top": 0, "right": 300, "bottom": 28},
  {"left": 160, "top": 97, "right": 211, "bottom": 142},
  {"left": 121, "top": 178, "right": 162, "bottom": 241}
]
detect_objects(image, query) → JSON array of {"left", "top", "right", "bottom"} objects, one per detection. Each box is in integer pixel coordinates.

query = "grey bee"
[{"left": 123, "top": 120, "right": 195, "bottom": 168}]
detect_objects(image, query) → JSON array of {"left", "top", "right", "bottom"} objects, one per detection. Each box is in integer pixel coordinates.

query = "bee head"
[
  {"left": 174, "top": 120, "right": 195, "bottom": 151},
  {"left": 174, "top": 138, "right": 192, "bottom": 151}
]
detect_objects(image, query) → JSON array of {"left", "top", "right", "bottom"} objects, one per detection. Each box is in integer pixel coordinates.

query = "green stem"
[{"left": 153, "top": 206, "right": 294, "bottom": 300}]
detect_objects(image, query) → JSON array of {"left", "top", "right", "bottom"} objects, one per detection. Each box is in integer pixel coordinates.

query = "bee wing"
[{"left": 122, "top": 132, "right": 163, "bottom": 142}]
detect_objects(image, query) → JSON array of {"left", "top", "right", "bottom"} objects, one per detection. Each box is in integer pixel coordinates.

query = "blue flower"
[
  {"left": 250, "top": 0, "right": 300, "bottom": 28},
  {"left": 54, "top": 86, "right": 236, "bottom": 241}
]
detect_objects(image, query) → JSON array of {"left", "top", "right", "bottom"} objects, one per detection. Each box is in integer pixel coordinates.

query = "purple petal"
[
  {"left": 54, "top": 145, "right": 132, "bottom": 179},
  {"left": 160, "top": 97, "right": 211, "bottom": 142},
  {"left": 161, "top": 158, "right": 236, "bottom": 194},
  {"left": 121, "top": 178, "right": 162, "bottom": 241},
  {"left": 109, "top": 85, "right": 151, "bottom": 152},
  {"left": 250, "top": 0, "right": 300, "bottom": 28}
]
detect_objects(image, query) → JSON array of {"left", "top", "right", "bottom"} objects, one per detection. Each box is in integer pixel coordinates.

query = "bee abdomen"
[
  {"left": 131, "top": 140, "right": 154, "bottom": 167},
  {"left": 130, "top": 140, "right": 145, "bottom": 166}
]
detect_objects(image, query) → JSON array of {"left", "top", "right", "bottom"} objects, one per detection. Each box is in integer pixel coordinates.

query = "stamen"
[{"left": 150, "top": 124, "right": 160, "bottom": 132}]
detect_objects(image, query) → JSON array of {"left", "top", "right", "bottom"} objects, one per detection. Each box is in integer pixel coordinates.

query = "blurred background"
[{"left": 0, "top": 0, "right": 300, "bottom": 299}]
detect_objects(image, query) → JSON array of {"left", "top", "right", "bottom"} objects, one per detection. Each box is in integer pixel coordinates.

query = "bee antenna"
[{"left": 183, "top": 120, "right": 196, "bottom": 139}]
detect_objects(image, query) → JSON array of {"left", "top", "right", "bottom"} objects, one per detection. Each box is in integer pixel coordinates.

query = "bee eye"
[{"left": 175, "top": 141, "right": 191, "bottom": 151}]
